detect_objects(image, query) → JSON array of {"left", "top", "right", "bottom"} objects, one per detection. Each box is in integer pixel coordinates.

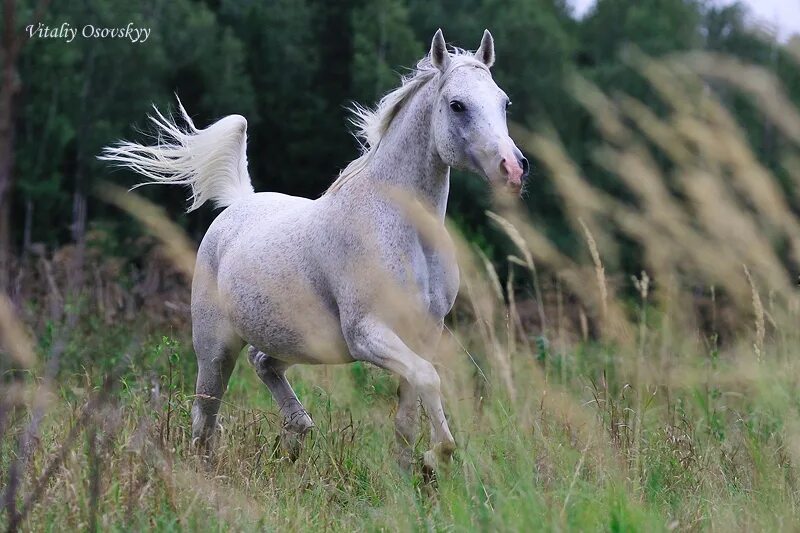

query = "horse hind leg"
[
  {"left": 248, "top": 346, "right": 313, "bottom": 460},
  {"left": 191, "top": 319, "right": 243, "bottom": 456}
]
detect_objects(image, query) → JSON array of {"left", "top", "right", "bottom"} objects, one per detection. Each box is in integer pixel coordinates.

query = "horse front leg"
[
  {"left": 248, "top": 346, "right": 314, "bottom": 460},
  {"left": 395, "top": 378, "right": 419, "bottom": 470},
  {"left": 344, "top": 317, "right": 455, "bottom": 471}
]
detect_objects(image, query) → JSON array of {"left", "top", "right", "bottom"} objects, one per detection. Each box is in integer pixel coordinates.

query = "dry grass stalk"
[
  {"left": 487, "top": 210, "right": 548, "bottom": 333},
  {"left": 516, "top": 126, "right": 610, "bottom": 231},
  {"left": 0, "top": 292, "right": 37, "bottom": 368},
  {"left": 96, "top": 183, "right": 197, "bottom": 279},
  {"left": 743, "top": 264, "right": 766, "bottom": 361},
  {"left": 476, "top": 248, "right": 504, "bottom": 302},
  {"left": 578, "top": 218, "right": 608, "bottom": 320},
  {"left": 682, "top": 51, "right": 800, "bottom": 145}
]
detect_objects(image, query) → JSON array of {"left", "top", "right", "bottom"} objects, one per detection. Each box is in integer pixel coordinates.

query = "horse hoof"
[
  {"left": 280, "top": 428, "right": 311, "bottom": 462},
  {"left": 422, "top": 445, "right": 454, "bottom": 470},
  {"left": 421, "top": 450, "right": 442, "bottom": 486},
  {"left": 396, "top": 448, "right": 414, "bottom": 472},
  {"left": 192, "top": 435, "right": 214, "bottom": 459},
  {"left": 422, "top": 449, "right": 438, "bottom": 471},
  {"left": 436, "top": 440, "right": 456, "bottom": 462},
  {"left": 420, "top": 441, "right": 456, "bottom": 483}
]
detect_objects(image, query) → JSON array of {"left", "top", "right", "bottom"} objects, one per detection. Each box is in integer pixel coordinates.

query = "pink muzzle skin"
[{"left": 500, "top": 148, "right": 524, "bottom": 194}]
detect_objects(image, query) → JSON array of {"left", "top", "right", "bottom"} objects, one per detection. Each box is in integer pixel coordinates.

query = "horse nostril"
[{"left": 519, "top": 157, "right": 529, "bottom": 178}]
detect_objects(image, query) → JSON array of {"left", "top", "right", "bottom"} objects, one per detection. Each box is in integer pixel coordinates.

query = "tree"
[
  {"left": 351, "top": 0, "right": 423, "bottom": 105},
  {"left": 0, "top": 0, "right": 49, "bottom": 294},
  {"left": 12, "top": 0, "right": 256, "bottom": 265},
  {"left": 219, "top": 0, "right": 330, "bottom": 198}
]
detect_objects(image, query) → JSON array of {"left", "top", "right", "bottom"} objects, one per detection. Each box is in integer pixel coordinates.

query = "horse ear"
[
  {"left": 474, "top": 29, "right": 495, "bottom": 68},
  {"left": 430, "top": 29, "right": 450, "bottom": 72}
]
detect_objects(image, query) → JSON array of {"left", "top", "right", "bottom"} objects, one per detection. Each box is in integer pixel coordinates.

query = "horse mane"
[{"left": 324, "top": 48, "right": 486, "bottom": 195}]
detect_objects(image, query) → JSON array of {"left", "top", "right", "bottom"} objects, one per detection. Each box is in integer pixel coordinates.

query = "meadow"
[{"left": 3, "top": 50, "right": 800, "bottom": 532}]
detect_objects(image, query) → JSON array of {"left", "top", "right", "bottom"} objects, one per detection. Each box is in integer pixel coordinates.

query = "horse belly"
[
  {"left": 228, "top": 280, "right": 351, "bottom": 364},
  {"left": 217, "top": 240, "right": 351, "bottom": 365}
]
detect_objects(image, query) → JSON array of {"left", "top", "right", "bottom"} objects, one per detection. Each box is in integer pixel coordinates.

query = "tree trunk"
[{"left": 68, "top": 45, "right": 97, "bottom": 296}]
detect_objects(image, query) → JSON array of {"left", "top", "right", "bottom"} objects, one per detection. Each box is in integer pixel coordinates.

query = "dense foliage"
[{"left": 6, "top": 0, "right": 799, "bottom": 263}]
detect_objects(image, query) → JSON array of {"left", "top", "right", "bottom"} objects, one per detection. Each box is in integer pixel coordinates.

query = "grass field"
[
  {"left": 3, "top": 307, "right": 800, "bottom": 532},
  {"left": 4, "top": 52, "right": 800, "bottom": 531}
]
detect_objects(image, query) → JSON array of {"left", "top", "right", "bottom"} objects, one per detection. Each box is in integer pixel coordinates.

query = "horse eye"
[
  {"left": 449, "top": 100, "right": 465, "bottom": 113},
  {"left": 505, "top": 100, "right": 512, "bottom": 110}
]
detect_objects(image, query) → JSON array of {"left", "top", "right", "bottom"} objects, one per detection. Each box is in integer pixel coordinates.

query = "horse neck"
[{"left": 361, "top": 81, "right": 450, "bottom": 220}]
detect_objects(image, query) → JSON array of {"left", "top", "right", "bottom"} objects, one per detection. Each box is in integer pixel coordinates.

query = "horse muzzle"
[{"left": 499, "top": 144, "right": 529, "bottom": 195}]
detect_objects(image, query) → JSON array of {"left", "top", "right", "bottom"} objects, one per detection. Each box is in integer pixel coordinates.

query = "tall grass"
[{"left": 3, "top": 50, "right": 800, "bottom": 531}]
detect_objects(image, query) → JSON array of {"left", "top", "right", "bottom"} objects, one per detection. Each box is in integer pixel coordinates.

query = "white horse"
[{"left": 102, "top": 29, "right": 528, "bottom": 470}]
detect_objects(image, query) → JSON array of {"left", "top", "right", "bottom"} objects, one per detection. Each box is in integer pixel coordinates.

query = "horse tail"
[{"left": 100, "top": 97, "right": 253, "bottom": 212}]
